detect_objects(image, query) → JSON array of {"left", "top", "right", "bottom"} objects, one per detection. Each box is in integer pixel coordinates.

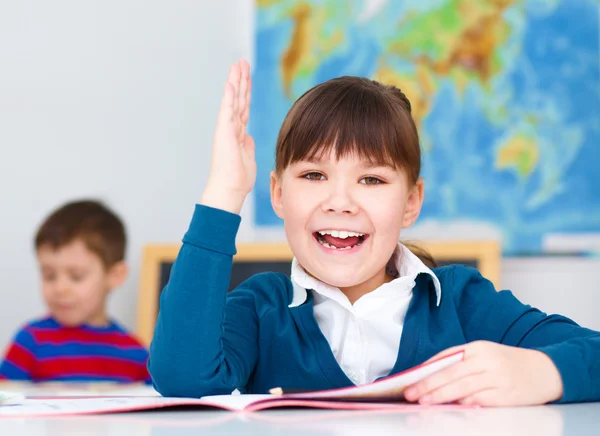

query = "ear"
[
  {"left": 270, "top": 170, "right": 285, "bottom": 219},
  {"left": 107, "top": 261, "right": 128, "bottom": 291},
  {"left": 402, "top": 178, "right": 424, "bottom": 228}
]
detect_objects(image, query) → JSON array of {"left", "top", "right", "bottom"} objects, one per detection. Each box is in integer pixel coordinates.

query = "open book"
[{"left": 0, "top": 351, "right": 464, "bottom": 418}]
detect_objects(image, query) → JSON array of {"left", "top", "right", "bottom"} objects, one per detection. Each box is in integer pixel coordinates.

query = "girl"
[{"left": 149, "top": 60, "right": 600, "bottom": 406}]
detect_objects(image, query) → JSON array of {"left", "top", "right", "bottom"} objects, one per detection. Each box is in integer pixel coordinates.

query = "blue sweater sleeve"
[
  {"left": 453, "top": 266, "right": 600, "bottom": 403},
  {"left": 0, "top": 327, "right": 37, "bottom": 380},
  {"left": 148, "top": 204, "right": 259, "bottom": 397}
]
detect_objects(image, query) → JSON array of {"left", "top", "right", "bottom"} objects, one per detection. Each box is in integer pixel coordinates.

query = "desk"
[{"left": 1, "top": 403, "right": 599, "bottom": 435}]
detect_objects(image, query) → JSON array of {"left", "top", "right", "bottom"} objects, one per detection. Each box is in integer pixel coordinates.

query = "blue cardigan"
[{"left": 149, "top": 205, "right": 600, "bottom": 403}]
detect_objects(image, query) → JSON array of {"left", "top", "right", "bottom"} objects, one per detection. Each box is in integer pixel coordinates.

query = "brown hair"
[
  {"left": 274, "top": 76, "right": 421, "bottom": 184},
  {"left": 403, "top": 242, "right": 437, "bottom": 268},
  {"left": 35, "top": 200, "right": 126, "bottom": 268}
]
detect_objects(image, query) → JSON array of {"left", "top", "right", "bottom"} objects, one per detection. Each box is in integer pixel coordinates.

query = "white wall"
[
  {"left": 0, "top": 1, "right": 598, "bottom": 353},
  {"left": 503, "top": 257, "right": 600, "bottom": 331},
  {"left": 0, "top": 0, "right": 254, "bottom": 350}
]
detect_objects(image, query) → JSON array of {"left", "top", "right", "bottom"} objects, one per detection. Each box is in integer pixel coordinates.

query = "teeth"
[
  {"left": 317, "top": 230, "right": 365, "bottom": 239},
  {"left": 317, "top": 236, "right": 363, "bottom": 250}
]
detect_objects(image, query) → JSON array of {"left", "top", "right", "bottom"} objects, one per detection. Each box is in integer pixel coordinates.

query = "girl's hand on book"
[
  {"left": 403, "top": 341, "right": 563, "bottom": 406},
  {"left": 200, "top": 59, "right": 256, "bottom": 214}
]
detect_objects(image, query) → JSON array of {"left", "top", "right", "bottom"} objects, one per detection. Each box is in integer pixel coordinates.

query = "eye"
[
  {"left": 360, "top": 176, "right": 383, "bottom": 185},
  {"left": 42, "top": 273, "right": 56, "bottom": 282},
  {"left": 303, "top": 172, "right": 326, "bottom": 181},
  {"left": 69, "top": 272, "right": 87, "bottom": 282}
]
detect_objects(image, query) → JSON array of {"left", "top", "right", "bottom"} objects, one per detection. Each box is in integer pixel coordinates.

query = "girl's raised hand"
[{"left": 201, "top": 59, "right": 256, "bottom": 214}]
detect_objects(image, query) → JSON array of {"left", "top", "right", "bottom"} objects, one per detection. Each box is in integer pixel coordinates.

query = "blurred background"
[{"left": 0, "top": 0, "right": 598, "bottom": 352}]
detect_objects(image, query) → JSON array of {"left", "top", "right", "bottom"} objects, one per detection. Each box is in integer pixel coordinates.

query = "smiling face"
[
  {"left": 271, "top": 76, "right": 424, "bottom": 300},
  {"left": 271, "top": 151, "right": 423, "bottom": 300}
]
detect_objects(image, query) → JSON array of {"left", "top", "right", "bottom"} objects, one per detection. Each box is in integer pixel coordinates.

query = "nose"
[
  {"left": 320, "top": 181, "right": 359, "bottom": 215},
  {"left": 52, "top": 277, "right": 71, "bottom": 298}
]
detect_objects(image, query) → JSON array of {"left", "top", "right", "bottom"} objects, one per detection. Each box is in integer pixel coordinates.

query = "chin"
[
  {"left": 52, "top": 314, "right": 82, "bottom": 327},
  {"left": 310, "top": 267, "right": 365, "bottom": 289}
]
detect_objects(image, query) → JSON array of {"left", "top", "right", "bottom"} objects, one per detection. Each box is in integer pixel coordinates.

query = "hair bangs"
[{"left": 275, "top": 76, "right": 421, "bottom": 183}]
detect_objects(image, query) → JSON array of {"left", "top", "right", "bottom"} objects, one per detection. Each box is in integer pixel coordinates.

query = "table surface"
[
  {"left": 1, "top": 382, "right": 599, "bottom": 435},
  {"left": 2, "top": 403, "right": 600, "bottom": 435}
]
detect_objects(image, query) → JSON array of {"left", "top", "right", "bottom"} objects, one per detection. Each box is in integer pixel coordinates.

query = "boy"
[{"left": 0, "top": 200, "right": 150, "bottom": 383}]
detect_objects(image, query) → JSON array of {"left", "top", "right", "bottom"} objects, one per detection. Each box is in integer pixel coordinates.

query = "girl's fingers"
[
  {"left": 236, "top": 61, "right": 249, "bottom": 142},
  {"left": 215, "top": 60, "right": 252, "bottom": 148},
  {"left": 238, "top": 60, "right": 249, "bottom": 118},
  {"left": 458, "top": 388, "right": 498, "bottom": 407},
  {"left": 214, "top": 81, "right": 240, "bottom": 150},
  {"left": 228, "top": 63, "right": 241, "bottom": 115},
  {"left": 217, "top": 81, "right": 235, "bottom": 124},
  {"left": 242, "top": 67, "right": 252, "bottom": 126},
  {"left": 418, "top": 372, "right": 493, "bottom": 405},
  {"left": 405, "top": 358, "right": 483, "bottom": 401}
]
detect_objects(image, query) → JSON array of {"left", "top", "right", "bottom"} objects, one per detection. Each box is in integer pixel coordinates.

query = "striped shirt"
[{"left": 0, "top": 317, "right": 150, "bottom": 383}]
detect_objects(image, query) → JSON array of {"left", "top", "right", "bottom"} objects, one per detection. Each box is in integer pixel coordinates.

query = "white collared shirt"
[{"left": 290, "top": 243, "right": 441, "bottom": 385}]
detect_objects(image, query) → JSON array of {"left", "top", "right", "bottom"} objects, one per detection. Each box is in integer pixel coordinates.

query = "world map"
[{"left": 250, "top": 0, "right": 600, "bottom": 254}]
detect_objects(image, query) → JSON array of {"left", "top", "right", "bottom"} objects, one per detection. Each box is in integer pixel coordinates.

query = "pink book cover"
[{"left": 0, "top": 351, "right": 469, "bottom": 418}]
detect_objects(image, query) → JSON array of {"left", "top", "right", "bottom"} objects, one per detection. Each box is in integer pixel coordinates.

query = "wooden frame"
[
  {"left": 137, "top": 244, "right": 180, "bottom": 346},
  {"left": 136, "top": 243, "right": 296, "bottom": 346},
  {"left": 136, "top": 240, "right": 501, "bottom": 346},
  {"left": 423, "top": 240, "right": 501, "bottom": 287}
]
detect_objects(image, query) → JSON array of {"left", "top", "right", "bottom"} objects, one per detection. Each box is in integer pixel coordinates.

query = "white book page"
[
  {"left": 197, "top": 394, "right": 274, "bottom": 410},
  {"left": 0, "top": 395, "right": 272, "bottom": 417},
  {"left": 0, "top": 397, "right": 191, "bottom": 417},
  {"left": 286, "top": 352, "right": 464, "bottom": 400}
]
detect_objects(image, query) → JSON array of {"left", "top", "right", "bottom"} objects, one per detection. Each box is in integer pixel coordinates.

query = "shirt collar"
[{"left": 289, "top": 242, "right": 442, "bottom": 308}]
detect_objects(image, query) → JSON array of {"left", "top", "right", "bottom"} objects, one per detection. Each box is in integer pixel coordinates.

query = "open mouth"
[{"left": 313, "top": 229, "right": 369, "bottom": 251}]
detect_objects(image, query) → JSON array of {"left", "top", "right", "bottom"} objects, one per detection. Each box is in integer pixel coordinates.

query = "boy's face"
[
  {"left": 37, "top": 239, "right": 127, "bottom": 327},
  {"left": 271, "top": 150, "right": 423, "bottom": 295}
]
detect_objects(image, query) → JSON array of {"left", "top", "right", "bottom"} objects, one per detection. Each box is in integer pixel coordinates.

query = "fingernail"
[{"left": 405, "top": 388, "right": 416, "bottom": 400}]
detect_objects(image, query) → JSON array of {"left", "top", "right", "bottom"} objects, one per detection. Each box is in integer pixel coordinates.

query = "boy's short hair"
[
  {"left": 275, "top": 76, "right": 421, "bottom": 184},
  {"left": 34, "top": 200, "right": 126, "bottom": 268}
]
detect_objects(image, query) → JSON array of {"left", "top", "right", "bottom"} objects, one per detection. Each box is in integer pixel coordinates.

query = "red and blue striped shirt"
[{"left": 0, "top": 317, "right": 150, "bottom": 383}]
